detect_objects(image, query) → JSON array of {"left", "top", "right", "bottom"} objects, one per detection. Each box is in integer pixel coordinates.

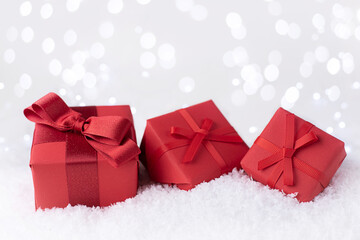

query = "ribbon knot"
[
  {"left": 24, "top": 92, "right": 141, "bottom": 168},
  {"left": 282, "top": 147, "right": 295, "bottom": 158},
  {"left": 196, "top": 128, "right": 209, "bottom": 136},
  {"left": 256, "top": 113, "right": 319, "bottom": 187},
  {"left": 169, "top": 110, "right": 244, "bottom": 167},
  {"left": 73, "top": 117, "right": 86, "bottom": 133},
  {"left": 152, "top": 109, "right": 245, "bottom": 172},
  {"left": 171, "top": 118, "right": 213, "bottom": 163}
]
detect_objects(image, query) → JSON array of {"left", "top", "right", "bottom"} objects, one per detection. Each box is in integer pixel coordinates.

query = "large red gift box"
[
  {"left": 241, "top": 107, "right": 346, "bottom": 202},
  {"left": 140, "top": 100, "right": 249, "bottom": 190},
  {"left": 24, "top": 93, "right": 141, "bottom": 209}
]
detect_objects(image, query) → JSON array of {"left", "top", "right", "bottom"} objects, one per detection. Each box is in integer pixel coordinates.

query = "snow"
[{"left": 0, "top": 150, "right": 359, "bottom": 240}]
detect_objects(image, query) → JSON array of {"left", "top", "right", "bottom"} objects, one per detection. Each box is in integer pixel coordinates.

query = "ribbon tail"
[
  {"left": 283, "top": 157, "right": 294, "bottom": 186},
  {"left": 87, "top": 138, "right": 141, "bottom": 168},
  {"left": 258, "top": 150, "right": 283, "bottom": 170},
  {"left": 182, "top": 133, "right": 205, "bottom": 163},
  {"left": 267, "top": 163, "right": 284, "bottom": 188},
  {"left": 182, "top": 119, "right": 213, "bottom": 163}
]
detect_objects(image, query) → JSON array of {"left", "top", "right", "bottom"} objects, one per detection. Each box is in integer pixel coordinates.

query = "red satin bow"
[
  {"left": 24, "top": 92, "right": 140, "bottom": 168},
  {"left": 171, "top": 109, "right": 243, "bottom": 166},
  {"left": 256, "top": 113, "right": 321, "bottom": 188}
]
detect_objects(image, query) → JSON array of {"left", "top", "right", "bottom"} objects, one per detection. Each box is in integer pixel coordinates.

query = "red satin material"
[
  {"left": 65, "top": 107, "right": 99, "bottom": 206},
  {"left": 24, "top": 92, "right": 140, "bottom": 167},
  {"left": 255, "top": 113, "right": 320, "bottom": 187}
]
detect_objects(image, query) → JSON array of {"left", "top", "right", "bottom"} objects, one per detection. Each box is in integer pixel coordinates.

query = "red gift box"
[
  {"left": 24, "top": 93, "right": 141, "bottom": 209},
  {"left": 140, "top": 100, "right": 249, "bottom": 190},
  {"left": 241, "top": 107, "right": 346, "bottom": 202}
]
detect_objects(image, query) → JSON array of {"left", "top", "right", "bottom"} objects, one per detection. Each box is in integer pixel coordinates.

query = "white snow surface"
[{"left": 0, "top": 151, "right": 359, "bottom": 240}]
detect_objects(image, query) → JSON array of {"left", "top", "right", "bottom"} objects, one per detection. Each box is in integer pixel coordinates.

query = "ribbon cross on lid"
[
  {"left": 255, "top": 113, "right": 325, "bottom": 188},
  {"left": 170, "top": 109, "right": 244, "bottom": 169}
]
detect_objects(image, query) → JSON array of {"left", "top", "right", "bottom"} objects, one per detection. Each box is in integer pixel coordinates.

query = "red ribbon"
[
  {"left": 24, "top": 92, "right": 140, "bottom": 168},
  {"left": 255, "top": 113, "right": 326, "bottom": 188},
  {"left": 153, "top": 109, "right": 244, "bottom": 170}
]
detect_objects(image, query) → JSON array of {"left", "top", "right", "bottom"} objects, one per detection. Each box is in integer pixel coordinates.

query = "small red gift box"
[
  {"left": 24, "top": 93, "right": 141, "bottom": 209},
  {"left": 140, "top": 100, "right": 249, "bottom": 190},
  {"left": 241, "top": 107, "right": 346, "bottom": 202}
]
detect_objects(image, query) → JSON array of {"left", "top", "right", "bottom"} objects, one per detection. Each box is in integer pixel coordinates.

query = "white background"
[{"left": 0, "top": 0, "right": 359, "bottom": 239}]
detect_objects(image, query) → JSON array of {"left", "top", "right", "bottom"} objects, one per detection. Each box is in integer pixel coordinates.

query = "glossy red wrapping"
[
  {"left": 140, "top": 100, "right": 249, "bottom": 190},
  {"left": 29, "top": 105, "right": 139, "bottom": 209},
  {"left": 241, "top": 107, "right": 346, "bottom": 202}
]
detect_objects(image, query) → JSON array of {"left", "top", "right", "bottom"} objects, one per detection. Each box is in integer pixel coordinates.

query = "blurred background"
[{"left": 0, "top": 0, "right": 359, "bottom": 165}]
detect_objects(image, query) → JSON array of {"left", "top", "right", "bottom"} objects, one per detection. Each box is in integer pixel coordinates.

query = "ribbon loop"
[
  {"left": 24, "top": 92, "right": 140, "bottom": 167},
  {"left": 294, "top": 131, "right": 318, "bottom": 150},
  {"left": 24, "top": 93, "right": 81, "bottom": 132}
]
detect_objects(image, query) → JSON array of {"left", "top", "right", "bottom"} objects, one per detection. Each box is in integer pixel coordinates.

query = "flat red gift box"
[
  {"left": 241, "top": 107, "right": 346, "bottom": 202},
  {"left": 140, "top": 100, "right": 249, "bottom": 190},
  {"left": 24, "top": 93, "right": 140, "bottom": 209}
]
